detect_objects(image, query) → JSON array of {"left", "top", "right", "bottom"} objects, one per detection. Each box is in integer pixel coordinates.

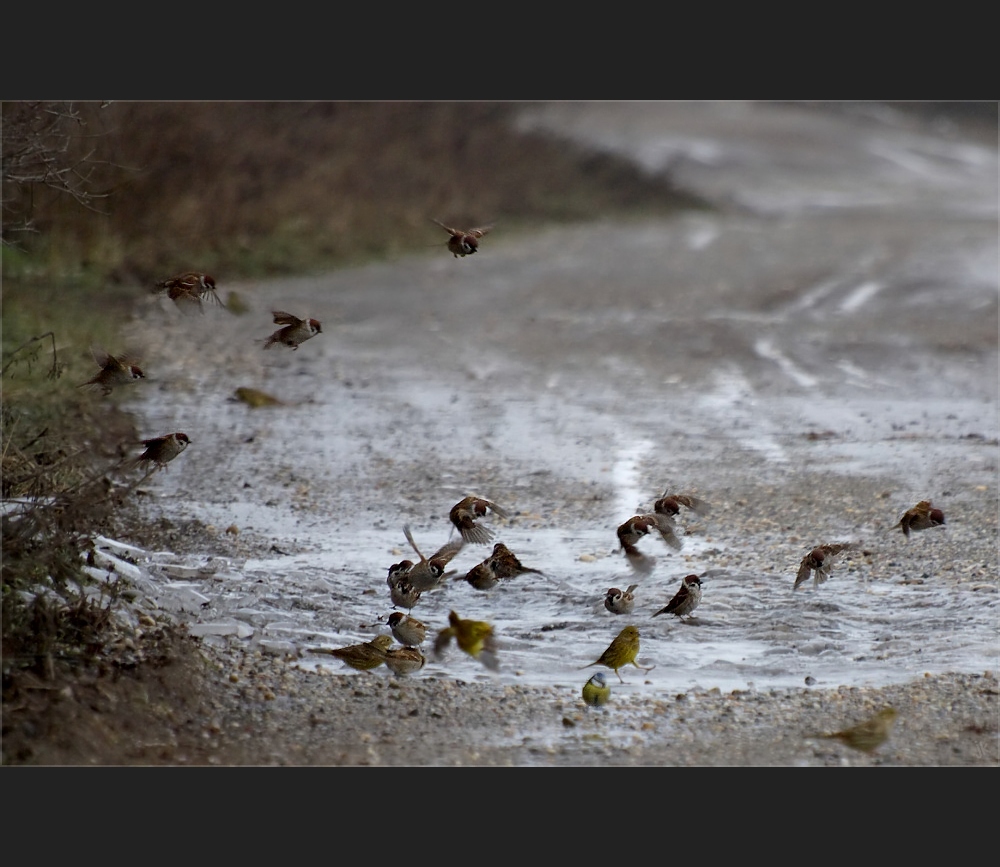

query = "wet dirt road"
[{"left": 120, "top": 102, "right": 998, "bottom": 696}]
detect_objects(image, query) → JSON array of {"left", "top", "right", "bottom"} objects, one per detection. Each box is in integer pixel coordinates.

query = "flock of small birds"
[
  {"left": 78, "top": 267, "right": 327, "bottom": 476},
  {"left": 76, "top": 221, "right": 943, "bottom": 755}
]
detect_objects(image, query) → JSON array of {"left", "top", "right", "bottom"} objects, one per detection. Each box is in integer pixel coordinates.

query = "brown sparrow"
[
  {"left": 604, "top": 584, "right": 639, "bottom": 615},
  {"left": 263, "top": 311, "right": 322, "bottom": 350},
  {"left": 308, "top": 634, "right": 393, "bottom": 671},
  {"left": 401, "top": 524, "right": 464, "bottom": 590},
  {"left": 432, "top": 219, "right": 493, "bottom": 257},
  {"left": 386, "top": 562, "right": 422, "bottom": 610},
  {"left": 389, "top": 579, "right": 422, "bottom": 611},
  {"left": 892, "top": 500, "right": 945, "bottom": 538},
  {"left": 132, "top": 432, "right": 191, "bottom": 470},
  {"left": 449, "top": 496, "right": 509, "bottom": 544},
  {"left": 488, "top": 542, "right": 543, "bottom": 580},
  {"left": 78, "top": 346, "right": 144, "bottom": 395},
  {"left": 463, "top": 542, "right": 541, "bottom": 590},
  {"left": 580, "top": 624, "right": 654, "bottom": 684},
  {"left": 387, "top": 611, "right": 427, "bottom": 647},
  {"left": 617, "top": 513, "right": 680, "bottom": 574},
  {"left": 382, "top": 646, "right": 427, "bottom": 677},
  {"left": 433, "top": 610, "right": 500, "bottom": 671},
  {"left": 654, "top": 491, "right": 710, "bottom": 519},
  {"left": 153, "top": 271, "right": 222, "bottom": 307},
  {"left": 462, "top": 559, "right": 501, "bottom": 591},
  {"left": 653, "top": 574, "right": 703, "bottom": 619},
  {"left": 794, "top": 543, "right": 854, "bottom": 591}
]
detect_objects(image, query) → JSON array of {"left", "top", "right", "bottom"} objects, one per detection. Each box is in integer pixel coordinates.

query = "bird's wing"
[
  {"left": 484, "top": 499, "right": 509, "bottom": 518},
  {"left": 676, "top": 494, "right": 711, "bottom": 515},
  {"left": 429, "top": 536, "right": 465, "bottom": 564},
  {"left": 653, "top": 516, "right": 683, "bottom": 551},
  {"left": 664, "top": 585, "right": 688, "bottom": 614},
  {"left": 432, "top": 628, "right": 455, "bottom": 660},
  {"left": 432, "top": 219, "right": 460, "bottom": 235},
  {"left": 402, "top": 524, "right": 426, "bottom": 561},
  {"left": 624, "top": 546, "right": 656, "bottom": 575}
]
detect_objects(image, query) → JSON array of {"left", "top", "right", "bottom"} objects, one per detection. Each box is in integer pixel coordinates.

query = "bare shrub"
[{"left": 1, "top": 101, "right": 122, "bottom": 243}]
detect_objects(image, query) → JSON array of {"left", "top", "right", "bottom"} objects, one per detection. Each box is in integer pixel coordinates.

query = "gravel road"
[{"left": 105, "top": 102, "right": 998, "bottom": 765}]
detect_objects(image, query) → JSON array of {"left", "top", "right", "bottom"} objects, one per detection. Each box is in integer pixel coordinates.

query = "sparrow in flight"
[
  {"left": 263, "top": 311, "right": 322, "bottom": 350},
  {"left": 449, "top": 496, "right": 509, "bottom": 545},
  {"left": 432, "top": 220, "right": 493, "bottom": 257},
  {"left": 891, "top": 500, "right": 945, "bottom": 538},
  {"left": 794, "top": 543, "right": 854, "bottom": 591}
]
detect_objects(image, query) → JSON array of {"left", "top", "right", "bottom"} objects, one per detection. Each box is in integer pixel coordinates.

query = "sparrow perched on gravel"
[
  {"left": 794, "top": 543, "right": 854, "bottom": 591},
  {"left": 434, "top": 610, "right": 500, "bottom": 671},
  {"left": 617, "top": 513, "right": 680, "bottom": 574},
  {"left": 432, "top": 219, "right": 493, "bottom": 257},
  {"left": 78, "top": 346, "right": 145, "bottom": 395},
  {"left": 308, "top": 634, "right": 393, "bottom": 671},
  {"left": 892, "top": 500, "right": 945, "bottom": 538},
  {"left": 653, "top": 574, "right": 703, "bottom": 620},
  {"left": 604, "top": 584, "right": 639, "bottom": 615},
  {"left": 383, "top": 646, "right": 427, "bottom": 677},
  {"left": 448, "top": 496, "right": 509, "bottom": 545},
  {"left": 155, "top": 272, "right": 222, "bottom": 310},
  {"left": 132, "top": 432, "right": 191, "bottom": 470},
  {"left": 654, "top": 491, "right": 710, "bottom": 520},
  {"left": 263, "top": 311, "right": 322, "bottom": 350},
  {"left": 387, "top": 611, "right": 427, "bottom": 647},
  {"left": 386, "top": 562, "right": 423, "bottom": 610},
  {"left": 401, "top": 524, "right": 464, "bottom": 590},
  {"left": 581, "top": 624, "right": 654, "bottom": 684},
  {"left": 582, "top": 672, "right": 611, "bottom": 707},
  {"left": 810, "top": 707, "right": 898, "bottom": 754}
]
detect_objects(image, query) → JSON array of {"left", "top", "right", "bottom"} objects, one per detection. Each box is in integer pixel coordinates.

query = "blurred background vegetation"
[{"left": 2, "top": 101, "right": 703, "bottom": 285}]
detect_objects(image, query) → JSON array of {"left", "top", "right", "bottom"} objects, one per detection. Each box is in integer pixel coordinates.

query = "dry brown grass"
[{"left": 5, "top": 101, "right": 705, "bottom": 285}]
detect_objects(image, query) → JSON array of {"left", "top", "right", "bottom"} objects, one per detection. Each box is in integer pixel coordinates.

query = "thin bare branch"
[
  {"left": 1, "top": 331, "right": 63, "bottom": 380},
  {"left": 2, "top": 101, "right": 118, "bottom": 238}
]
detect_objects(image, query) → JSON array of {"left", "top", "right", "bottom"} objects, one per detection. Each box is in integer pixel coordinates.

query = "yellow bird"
[
  {"left": 581, "top": 625, "right": 654, "bottom": 683},
  {"left": 434, "top": 611, "right": 499, "bottom": 671},
  {"left": 811, "top": 707, "right": 898, "bottom": 754}
]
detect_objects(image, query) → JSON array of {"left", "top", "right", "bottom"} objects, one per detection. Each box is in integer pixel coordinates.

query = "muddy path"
[{"left": 117, "top": 103, "right": 998, "bottom": 695}]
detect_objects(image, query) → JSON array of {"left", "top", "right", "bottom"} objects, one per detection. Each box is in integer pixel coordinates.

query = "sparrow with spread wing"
[
  {"left": 892, "top": 500, "right": 945, "bottom": 538},
  {"left": 432, "top": 220, "right": 493, "bottom": 257},
  {"left": 449, "top": 496, "right": 509, "bottom": 545},
  {"left": 794, "top": 543, "right": 854, "bottom": 591},
  {"left": 263, "top": 311, "right": 322, "bottom": 350}
]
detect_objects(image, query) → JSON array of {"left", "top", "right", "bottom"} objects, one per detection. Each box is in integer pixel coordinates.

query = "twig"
[{"left": 1, "top": 331, "right": 62, "bottom": 381}]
